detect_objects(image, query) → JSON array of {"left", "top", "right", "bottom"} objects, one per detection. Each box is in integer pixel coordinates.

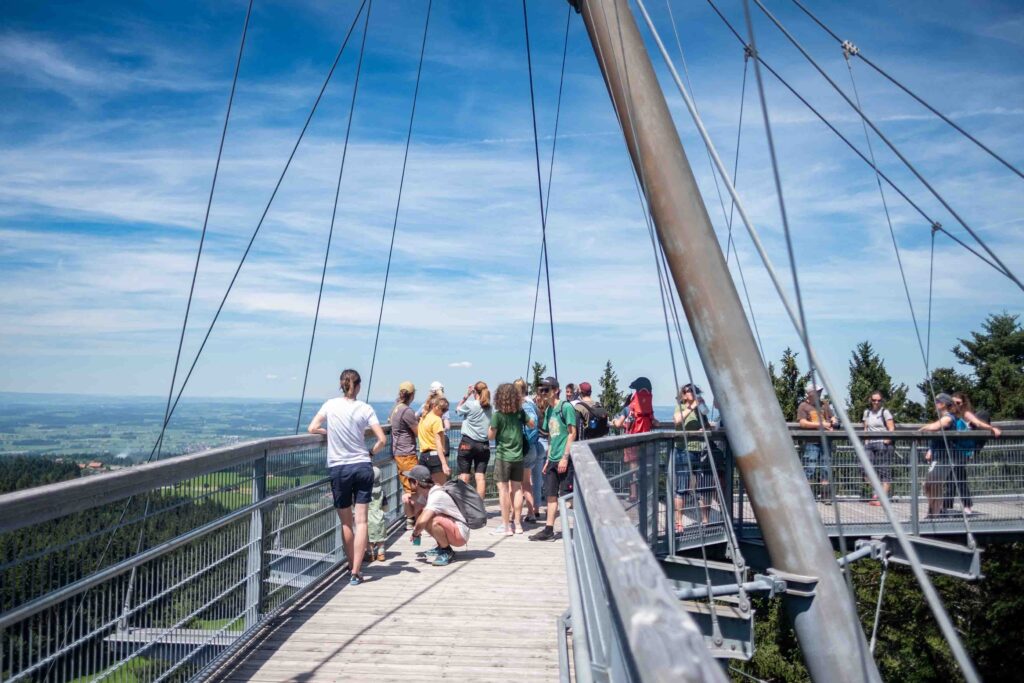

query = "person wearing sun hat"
[{"left": 389, "top": 381, "right": 420, "bottom": 530}]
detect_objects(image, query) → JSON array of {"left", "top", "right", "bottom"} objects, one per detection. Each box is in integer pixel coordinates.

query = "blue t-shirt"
[{"left": 522, "top": 398, "right": 540, "bottom": 445}]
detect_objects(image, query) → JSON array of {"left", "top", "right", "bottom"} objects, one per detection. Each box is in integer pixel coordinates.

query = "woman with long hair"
[
  {"left": 950, "top": 392, "right": 1001, "bottom": 515},
  {"left": 308, "top": 369, "right": 386, "bottom": 586},
  {"left": 418, "top": 397, "right": 451, "bottom": 485},
  {"left": 488, "top": 382, "right": 535, "bottom": 535},
  {"left": 515, "top": 378, "right": 541, "bottom": 524},
  {"left": 456, "top": 381, "right": 493, "bottom": 499},
  {"left": 390, "top": 381, "right": 420, "bottom": 530}
]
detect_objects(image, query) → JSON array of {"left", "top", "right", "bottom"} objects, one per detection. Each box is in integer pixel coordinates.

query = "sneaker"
[
  {"left": 349, "top": 573, "right": 364, "bottom": 586},
  {"left": 405, "top": 517, "right": 416, "bottom": 530},
  {"left": 489, "top": 525, "right": 507, "bottom": 535},
  {"left": 530, "top": 527, "right": 555, "bottom": 542},
  {"left": 411, "top": 534, "right": 422, "bottom": 546},
  {"left": 376, "top": 548, "right": 386, "bottom": 562},
  {"left": 964, "top": 507, "right": 974, "bottom": 516},
  {"left": 422, "top": 546, "right": 443, "bottom": 558},
  {"left": 432, "top": 549, "right": 454, "bottom": 566},
  {"left": 869, "top": 498, "right": 881, "bottom": 507},
  {"left": 514, "top": 525, "right": 524, "bottom": 535},
  {"left": 525, "top": 514, "right": 538, "bottom": 524}
]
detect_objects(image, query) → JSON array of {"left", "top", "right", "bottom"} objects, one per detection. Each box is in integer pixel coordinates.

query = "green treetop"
[
  {"left": 598, "top": 360, "right": 625, "bottom": 414},
  {"left": 952, "top": 312, "right": 1024, "bottom": 419},
  {"left": 767, "top": 347, "right": 811, "bottom": 421},
  {"left": 846, "top": 341, "right": 911, "bottom": 420},
  {"left": 530, "top": 361, "right": 547, "bottom": 394}
]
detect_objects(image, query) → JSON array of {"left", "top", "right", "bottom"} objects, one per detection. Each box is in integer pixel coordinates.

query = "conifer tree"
[
  {"left": 952, "top": 312, "right": 1024, "bottom": 419},
  {"left": 846, "top": 341, "right": 910, "bottom": 420},
  {"left": 767, "top": 348, "right": 811, "bottom": 421},
  {"left": 598, "top": 360, "right": 625, "bottom": 414},
  {"left": 530, "top": 362, "right": 547, "bottom": 394}
]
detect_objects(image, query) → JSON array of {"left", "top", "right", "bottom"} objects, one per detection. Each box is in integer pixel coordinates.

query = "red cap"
[{"left": 578, "top": 381, "right": 592, "bottom": 396}]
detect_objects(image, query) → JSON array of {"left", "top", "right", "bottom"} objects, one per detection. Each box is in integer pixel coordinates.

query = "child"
[
  {"left": 367, "top": 465, "right": 387, "bottom": 562},
  {"left": 488, "top": 383, "right": 536, "bottom": 536}
]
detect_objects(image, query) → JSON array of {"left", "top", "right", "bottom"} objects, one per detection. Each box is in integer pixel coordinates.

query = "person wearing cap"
[
  {"left": 418, "top": 396, "right": 451, "bottom": 484},
  {"left": 673, "top": 383, "right": 712, "bottom": 531},
  {"left": 610, "top": 377, "right": 656, "bottom": 503},
  {"left": 530, "top": 377, "right": 577, "bottom": 542},
  {"left": 417, "top": 381, "right": 452, "bottom": 430},
  {"left": 406, "top": 465, "right": 470, "bottom": 566},
  {"left": 573, "top": 381, "right": 610, "bottom": 441},
  {"left": 918, "top": 393, "right": 957, "bottom": 518},
  {"left": 389, "top": 381, "right": 420, "bottom": 530},
  {"left": 797, "top": 381, "right": 838, "bottom": 504}
]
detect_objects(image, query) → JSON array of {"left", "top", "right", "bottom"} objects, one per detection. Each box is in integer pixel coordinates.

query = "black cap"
[
  {"left": 629, "top": 376, "right": 652, "bottom": 392},
  {"left": 681, "top": 383, "right": 702, "bottom": 395},
  {"left": 406, "top": 465, "right": 432, "bottom": 486},
  {"left": 540, "top": 376, "right": 559, "bottom": 389}
]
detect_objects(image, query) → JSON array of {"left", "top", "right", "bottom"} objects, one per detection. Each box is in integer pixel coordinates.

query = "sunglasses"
[
  {"left": 416, "top": 481, "right": 431, "bottom": 488},
  {"left": 870, "top": 398, "right": 882, "bottom": 402}
]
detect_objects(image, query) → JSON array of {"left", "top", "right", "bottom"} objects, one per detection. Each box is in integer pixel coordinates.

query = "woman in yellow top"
[{"left": 418, "top": 397, "right": 450, "bottom": 484}]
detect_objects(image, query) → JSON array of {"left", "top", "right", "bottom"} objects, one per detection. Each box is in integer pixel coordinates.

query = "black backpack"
[
  {"left": 441, "top": 479, "right": 487, "bottom": 529},
  {"left": 576, "top": 402, "right": 610, "bottom": 440}
]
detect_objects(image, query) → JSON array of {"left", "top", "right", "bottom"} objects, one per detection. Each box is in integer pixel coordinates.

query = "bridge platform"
[{"left": 212, "top": 505, "right": 567, "bottom": 683}]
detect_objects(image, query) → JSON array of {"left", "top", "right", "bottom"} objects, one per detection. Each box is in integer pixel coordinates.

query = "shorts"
[
  {"left": 866, "top": 441, "right": 893, "bottom": 483},
  {"left": 802, "top": 441, "right": 832, "bottom": 481},
  {"left": 419, "top": 451, "right": 444, "bottom": 474},
  {"left": 674, "top": 448, "right": 710, "bottom": 496},
  {"left": 543, "top": 460, "right": 574, "bottom": 499},
  {"left": 494, "top": 458, "right": 524, "bottom": 483},
  {"left": 330, "top": 462, "right": 374, "bottom": 509},
  {"left": 457, "top": 436, "right": 491, "bottom": 475},
  {"left": 394, "top": 454, "right": 420, "bottom": 495},
  {"left": 433, "top": 515, "right": 467, "bottom": 547}
]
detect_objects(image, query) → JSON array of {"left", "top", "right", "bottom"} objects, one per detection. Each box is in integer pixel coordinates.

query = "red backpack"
[{"left": 627, "top": 389, "right": 655, "bottom": 434}]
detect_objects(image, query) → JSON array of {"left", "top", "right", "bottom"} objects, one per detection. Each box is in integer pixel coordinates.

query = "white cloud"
[
  {"left": 448, "top": 361, "right": 472, "bottom": 368},
  {"left": 265, "top": 374, "right": 279, "bottom": 380}
]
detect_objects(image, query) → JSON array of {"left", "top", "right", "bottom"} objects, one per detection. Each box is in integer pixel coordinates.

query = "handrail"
[{"left": 566, "top": 439, "right": 726, "bottom": 681}]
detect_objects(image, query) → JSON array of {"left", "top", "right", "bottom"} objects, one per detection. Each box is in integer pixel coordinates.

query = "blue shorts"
[
  {"left": 523, "top": 440, "right": 543, "bottom": 468},
  {"left": 330, "top": 462, "right": 374, "bottom": 509},
  {"left": 802, "top": 442, "right": 832, "bottom": 481}
]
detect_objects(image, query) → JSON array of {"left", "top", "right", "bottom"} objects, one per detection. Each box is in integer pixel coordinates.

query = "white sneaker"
[{"left": 489, "top": 525, "right": 507, "bottom": 535}]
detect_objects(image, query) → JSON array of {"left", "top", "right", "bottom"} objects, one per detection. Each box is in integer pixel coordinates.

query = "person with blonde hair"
[
  {"left": 515, "top": 378, "right": 542, "bottom": 524},
  {"left": 488, "top": 382, "right": 535, "bottom": 535},
  {"left": 307, "top": 369, "right": 386, "bottom": 586},
  {"left": 456, "top": 381, "right": 493, "bottom": 498},
  {"left": 390, "top": 381, "right": 420, "bottom": 530},
  {"left": 418, "top": 396, "right": 450, "bottom": 485}
]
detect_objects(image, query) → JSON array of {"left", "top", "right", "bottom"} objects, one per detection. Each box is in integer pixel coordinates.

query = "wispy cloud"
[{"left": 448, "top": 361, "right": 472, "bottom": 368}]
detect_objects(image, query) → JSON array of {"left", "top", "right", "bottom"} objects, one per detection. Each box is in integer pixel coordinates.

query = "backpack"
[
  {"left": 576, "top": 402, "right": 610, "bottom": 440},
  {"left": 441, "top": 479, "right": 487, "bottom": 529},
  {"left": 627, "top": 390, "right": 655, "bottom": 434}
]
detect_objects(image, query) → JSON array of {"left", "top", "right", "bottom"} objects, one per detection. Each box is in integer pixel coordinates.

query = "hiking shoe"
[
  {"left": 432, "top": 549, "right": 454, "bottom": 566},
  {"left": 411, "top": 534, "right": 422, "bottom": 546},
  {"left": 530, "top": 527, "right": 555, "bottom": 542},
  {"left": 422, "top": 546, "right": 443, "bottom": 558}
]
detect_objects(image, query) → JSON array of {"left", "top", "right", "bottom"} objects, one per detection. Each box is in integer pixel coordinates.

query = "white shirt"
[
  {"left": 426, "top": 486, "right": 470, "bottom": 541},
  {"left": 317, "top": 397, "right": 380, "bottom": 467},
  {"left": 863, "top": 407, "right": 893, "bottom": 444}
]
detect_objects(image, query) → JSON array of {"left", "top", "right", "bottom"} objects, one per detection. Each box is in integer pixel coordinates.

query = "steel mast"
[{"left": 570, "top": 1, "right": 880, "bottom": 680}]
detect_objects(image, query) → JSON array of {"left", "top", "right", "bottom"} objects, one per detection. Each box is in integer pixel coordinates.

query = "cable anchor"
[
  {"left": 743, "top": 43, "right": 755, "bottom": 61},
  {"left": 841, "top": 39, "right": 859, "bottom": 59},
  {"left": 931, "top": 221, "right": 942, "bottom": 234}
]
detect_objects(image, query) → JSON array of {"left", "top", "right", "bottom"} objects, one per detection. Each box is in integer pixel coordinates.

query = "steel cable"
[
  {"left": 295, "top": 0, "right": 373, "bottom": 433},
  {"left": 522, "top": 0, "right": 560, "bottom": 380},
  {"left": 364, "top": 0, "right": 432, "bottom": 402}
]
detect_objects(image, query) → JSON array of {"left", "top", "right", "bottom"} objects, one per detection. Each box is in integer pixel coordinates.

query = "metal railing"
[{"left": 559, "top": 438, "right": 726, "bottom": 682}]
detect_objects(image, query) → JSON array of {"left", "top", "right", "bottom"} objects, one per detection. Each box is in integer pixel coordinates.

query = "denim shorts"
[
  {"left": 802, "top": 442, "right": 832, "bottom": 480},
  {"left": 523, "top": 440, "right": 542, "bottom": 468},
  {"left": 329, "top": 462, "right": 374, "bottom": 509}
]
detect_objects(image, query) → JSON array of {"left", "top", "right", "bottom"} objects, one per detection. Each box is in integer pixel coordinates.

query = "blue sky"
[{"left": 1, "top": 0, "right": 1022, "bottom": 408}]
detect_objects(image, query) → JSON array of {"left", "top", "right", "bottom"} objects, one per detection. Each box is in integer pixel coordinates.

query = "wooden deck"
[{"left": 214, "top": 505, "right": 567, "bottom": 682}]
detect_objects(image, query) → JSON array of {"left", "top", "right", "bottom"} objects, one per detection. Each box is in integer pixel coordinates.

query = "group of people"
[{"left": 308, "top": 368, "right": 1002, "bottom": 585}]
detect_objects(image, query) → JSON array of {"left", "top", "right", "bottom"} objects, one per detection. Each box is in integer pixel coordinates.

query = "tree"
[
  {"left": 847, "top": 341, "right": 911, "bottom": 421},
  {"left": 906, "top": 366, "right": 975, "bottom": 420},
  {"left": 767, "top": 348, "right": 811, "bottom": 421},
  {"left": 952, "top": 312, "right": 1024, "bottom": 419},
  {"left": 598, "top": 360, "right": 625, "bottom": 414},
  {"left": 530, "top": 362, "right": 547, "bottom": 394}
]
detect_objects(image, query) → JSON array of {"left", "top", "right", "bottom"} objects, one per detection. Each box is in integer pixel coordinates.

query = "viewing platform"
[{"left": 212, "top": 503, "right": 565, "bottom": 682}]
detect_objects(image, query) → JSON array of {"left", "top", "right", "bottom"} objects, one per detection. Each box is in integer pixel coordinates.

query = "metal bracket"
[
  {"left": 743, "top": 44, "right": 756, "bottom": 61},
  {"left": 767, "top": 568, "right": 818, "bottom": 597},
  {"left": 841, "top": 39, "right": 860, "bottom": 57},
  {"left": 871, "top": 535, "right": 983, "bottom": 581}
]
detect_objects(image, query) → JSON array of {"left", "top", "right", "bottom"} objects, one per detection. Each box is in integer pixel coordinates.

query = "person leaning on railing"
[
  {"left": 307, "top": 368, "right": 387, "bottom": 586},
  {"left": 950, "top": 391, "right": 1002, "bottom": 516},
  {"left": 390, "top": 381, "right": 421, "bottom": 530},
  {"left": 862, "top": 391, "right": 896, "bottom": 506},
  {"left": 917, "top": 393, "right": 957, "bottom": 520}
]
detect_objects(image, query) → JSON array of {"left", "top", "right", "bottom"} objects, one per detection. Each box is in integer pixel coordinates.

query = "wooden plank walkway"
[{"left": 215, "top": 505, "right": 567, "bottom": 682}]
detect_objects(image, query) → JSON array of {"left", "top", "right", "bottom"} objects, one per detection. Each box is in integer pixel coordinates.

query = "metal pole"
[{"left": 572, "top": 1, "right": 879, "bottom": 680}]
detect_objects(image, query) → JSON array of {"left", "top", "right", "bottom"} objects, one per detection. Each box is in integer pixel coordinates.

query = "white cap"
[
  {"left": 429, "top": 381, "right": 445, "bottom": 394},
  {"left": 805, "top": 381, "right": 823, "bottom": 393}
]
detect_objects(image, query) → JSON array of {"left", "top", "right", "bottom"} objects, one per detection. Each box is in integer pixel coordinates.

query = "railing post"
[
  {"left": 638, "top": 442, "right": 649, "bottom": 543},
  {"left": 668, "top": 439, "right": 677, "bottom": 557},
  {"left": 910, "top": 441, "right": 919, "bottom": 535},
  {"left": 245, "top": 452, "right": 267, "bottom": 630}
]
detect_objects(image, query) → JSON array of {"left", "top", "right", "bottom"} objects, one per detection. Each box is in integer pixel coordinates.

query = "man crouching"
[{"left": 407, "top": 465, "right": 470, "bottom": 566}]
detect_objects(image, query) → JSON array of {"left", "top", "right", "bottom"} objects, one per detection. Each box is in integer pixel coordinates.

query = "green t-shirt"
[
  {"left": 491, "top": 410, "right": 529, "bottom": 462},
  {"left": 674, "top": 403, "right": 706, "bottom": 452},
  {"left": 544, "top": 400, "right": 577, "bottom": 462}
]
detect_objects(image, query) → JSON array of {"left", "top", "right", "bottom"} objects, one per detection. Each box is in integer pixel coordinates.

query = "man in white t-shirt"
[{"left": 407, "top": 465, "right": 469, "bottom": 567}]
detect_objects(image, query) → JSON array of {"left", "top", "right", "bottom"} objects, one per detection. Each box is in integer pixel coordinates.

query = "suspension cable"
[
  {"left": 843, "top": 50, "right": 974, "bottom": 541},
  {"left": 869, "top": 559, "right": 889, "bottom": 654},
  {"left": 703, "top": 0, "right": 1008, "bottom": 282},
  {"left": 523, "top": 0, "right": 559, "bottom": 379},
  {"left": 144, "top": 0, "right": 369, "bottom": 459},
  {"left": 789, "top": 0, "right": 1024, "bottom": 181},
  {"left": 632, "top": 2, "right": 980, "bottom": 680},
  {"left": 526, "top": 4, "right": 572, "bottom": 381},
  {"left": 749, "top": 0, "right": 1023, "bottom": 293},
  {"left": 364, "top": 0, "right": 432, "bottom": 402},
  {"left": 295, "top": 0, "right": 372, "bottom": 433},
  {"left": 43, "top": 3, "right": 259, "bottom": 676}
]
